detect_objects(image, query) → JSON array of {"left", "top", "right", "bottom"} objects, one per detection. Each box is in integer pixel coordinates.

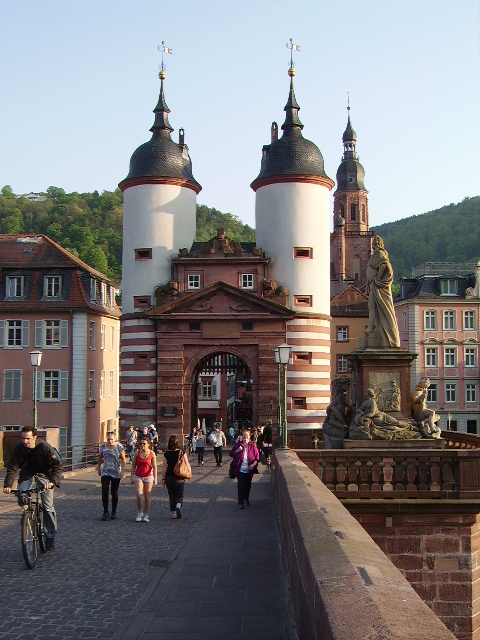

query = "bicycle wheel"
[
  {"left": 37, "top": 506, "right": 47, "bottom": 553},
  {"left": 21, "top": 511, "right": 37, "bottom": 569}
]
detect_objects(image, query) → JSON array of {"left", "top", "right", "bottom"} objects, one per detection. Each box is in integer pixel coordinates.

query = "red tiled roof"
[{"left": 330, "top": 284, "right": 369, "bottom": 316}]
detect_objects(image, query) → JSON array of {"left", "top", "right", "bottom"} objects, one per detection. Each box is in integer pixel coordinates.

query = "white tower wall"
[
  {"left": 122, "top": 183, "right": 197, "bottom": 313},
  {"left": 255, "top": 181, "right": 331, "bottom": 312}
]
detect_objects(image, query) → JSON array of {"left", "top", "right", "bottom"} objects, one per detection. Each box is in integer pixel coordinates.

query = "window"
[
  {"left": 187, "top": 274, "right": 200, "bottom": 290},
  {"left": 443, "top": 311, "right": 455, "bottom": 330},
  {"left": 201, "top": 381, "right": 217, "bottom": 399},
  {"left": 445, "top": 383, "right": 456, "bottom": 403},
  {"left": 101, "top": 282, "right": 107, "bottom": 306},
  {"left": 444, "top": 347, "right": 457, "bottom": 367},
  {"left": 135, "top": 248, "right": 152, "bottom": 260},
  {"left": 425, "top": 310, "right": 437, "bottom": 330},
  {"left": 466, "top": 384, "right": 477, "bottom": 403},
  {"left": 241, "top": 322, "right": 253, "bottom": 331},
  {"left": 425, "top": 347, "right": 437, "bottom": 367},
  {"left": 465, "top": 348, "right": 477, "bottom": 367},
  {"left": 34, "top": 320, "right": 68, "bottom": 348},
  {"left": 3, "top": 370, "right": 22, "bottom": 401},
  {"left": 100, "top": 370, "right": 106, "bottom": 399},
  {"left": 350, "top": 204, "right": 356, "bottom": 221},
  {"left": 241, "top": 274, "right": 254, "bottom": 290},
  {"left": 109, "top": 371, "right": 114, "bottom": 397},
  {"left": 44, "top": 275, "right": 61, "bottom": 298},
  {"left": 42, "top": 371, "right": 68, "bottom": 401},
  {"left": 440, "top": 279, "right": 457, "bottom": 296},
  {"left": 467, "top": 420, "right": 478, "bottom": 434},
  {"left": 427, "top": 383, "right": 437, "bottom": 403},
  {"left": 89, "top": 321, "right": 95, "bottom": 350},
  {"left": 134, "top": 392, "right": 149, "bottom": 403},
  {"left": 402, "top": 312, "right": 407, "bottom": 332},
  {"left": 110, "top": 286, "right": 115, "bottom": 308},
  {"left": 293, "top": 295, "right": 312, "bottom": 307},
  {"left": 293, "top": 398, "right": 306, "bottom": 409},
  {"left": 464, "top": 311, "right": 475, "bottom": 330},
  {"left": 88, "top": 371, "right": 95, "bottom": 401},
  {"left": 337, "top": 355, "right": 348, "bottom": 373},
  {"left": 133, "top": 296, "right": 151, "bottom": 308},
  {"left": 189, "top": 322, "right": 201, "bottom": 331},
  {"left": 293, "top": 352, "right": 312, "bottom": 365},
  {"left": 90, "top": 278, "right": 96, "bottom": 302},
  {"left": 448, "top": 420, "right": 457, "bottom": 432},
  {"left": 101, "top": 324, "right": 106, "bottom": 350},
  {"left": 361, "top": 204, "right": 366, "bottom": 222},
  {"left": 110, "top": 326, "right": 115, "bottom": 351},
  {"left": 293, "top": 247, "right": 313, "bottom": 259},
  {"left": 337, "top": 326, "right": 349, "bottom": 342},
  {"left": 2, "top": 320, "right": 29, "bottom": 348},
  {"left": 6, "top": 275, "right": 24, "bottom": 299}
]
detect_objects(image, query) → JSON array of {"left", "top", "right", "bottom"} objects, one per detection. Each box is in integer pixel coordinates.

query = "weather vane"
[
  {"left": 158, "top": 41, "right": 173, "bottom": 74},
  {"left": 286, "top": 38, "right": 300, "bottom": 70}
]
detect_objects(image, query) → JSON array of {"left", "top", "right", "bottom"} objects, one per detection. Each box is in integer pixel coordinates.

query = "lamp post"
[
  {"left": 30, "top": 350, "right": 43, "bottom": 431},
  {"left": 275, "top": 343, "right": 291, "bottom": 450},
  {"left": 274, "top": 348, "right": 282, "bottom": 443}
]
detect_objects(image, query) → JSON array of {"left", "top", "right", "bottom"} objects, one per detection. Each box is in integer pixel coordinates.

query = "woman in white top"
[{"left": 97, "top": 431, "right": 126, "bottom": 520}]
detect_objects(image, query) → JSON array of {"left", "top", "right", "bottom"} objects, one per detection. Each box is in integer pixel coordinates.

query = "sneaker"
[
  {"left": 201, "top": 461, "right": 204, "bottom": 465},
  {"left": 136, "top": 512, "right": 144, "bottom": 522},
  {"left": 176, "top": 506, "right": 182, "bottom": 520},
  {"left": 245, "top": 499, "right": 250, "bottom": 507},
  {"left": 239, "top": 504, "right": 244, "bottom": 509},
  {"left": 45, "top": 538, "right": 55, "bottom": 551},
  {"left": 143, "top": 515, "right": 150, "bottom": 523},
  {"left": 102, "top": 512, "right": 109, "bottom": 521},
  {"left": 110, "top": 513, "right": 116, "bottom": 520}
]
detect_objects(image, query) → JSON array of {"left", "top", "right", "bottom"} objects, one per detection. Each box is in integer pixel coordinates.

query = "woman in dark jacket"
[
  {"left": 229, "top": 428, "right": 259, "bottom": 509},
  {"left": 162, "top": 435, "right": 186, "bottom": 519}
]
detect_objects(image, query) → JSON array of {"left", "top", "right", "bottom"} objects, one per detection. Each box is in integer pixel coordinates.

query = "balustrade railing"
[
  {"left": 297, "top": 431, "right": 480, "bottom": 500},
  {"left": 60, "top": 442, "right": 100, "bottom": 472}
]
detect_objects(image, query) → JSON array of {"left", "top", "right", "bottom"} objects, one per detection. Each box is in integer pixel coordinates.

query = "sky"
[{"left": 0, "top": 0, "right": 479, "bottom": 230}]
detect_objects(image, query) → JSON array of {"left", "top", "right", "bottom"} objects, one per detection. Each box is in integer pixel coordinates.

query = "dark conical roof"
[
  {"left": 335, "top": 108, "right": 366, "bottom": 192},
  {"left": 251, "top": 74, "right": 333, "bottom": 190},
  {"left": 119, "top": 76, "right": 201, "bottom": 193}
]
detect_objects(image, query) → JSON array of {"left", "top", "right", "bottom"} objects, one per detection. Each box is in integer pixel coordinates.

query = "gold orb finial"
[
  {"left": 288, "top": 66, "right": 295, "bottom": 77},
  {"left": 159, "top": 69, "right": 166, "bottom": 80}
]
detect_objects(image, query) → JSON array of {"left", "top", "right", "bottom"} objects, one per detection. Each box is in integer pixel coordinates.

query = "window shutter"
[
  {"left": 22, "top": 320, "right": 30, "bottom": 347},
  {"left": 33, "top": 371, "right": 43, "bottom": 401},
  {"left": 35, "top": 320, "right": 44, "bottom": 347},
  {"left": 60, "top": 371, "right": 68, "bottom": 400},
  {"left": 212, "top": 381, "right": 217, "bottom": 398},
  {"left": 60, "top": 320, "right": 68, "bottom": 347},
  {"left": 0, "top": 320, "right": 4, "bottom": 347},
  {"left": 13, "top": 371, "right": 22, "bottom": 400},
  {"left": 4, "top": 371, "right": 12, "bottom": 400}
]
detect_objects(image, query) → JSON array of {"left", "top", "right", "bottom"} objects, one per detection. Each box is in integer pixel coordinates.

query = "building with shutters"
[{"left": 0, "top": 234, "right": 121, "bottom": 452}]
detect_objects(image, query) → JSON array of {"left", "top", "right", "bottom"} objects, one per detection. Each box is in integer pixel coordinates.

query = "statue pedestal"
[
  {"left": 348, "top": 347, "right": 418, "bottom": 416},
  {"left": 344, "top": 438, "right": 445, "bottom": 450}
]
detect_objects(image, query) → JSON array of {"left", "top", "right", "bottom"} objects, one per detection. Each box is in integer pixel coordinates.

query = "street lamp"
[
  {"left": 30, "top": 350, "right": 43, "bottom": 431},
  {"left": 275, "top": 343, "right": 291, "bottom": 450}
]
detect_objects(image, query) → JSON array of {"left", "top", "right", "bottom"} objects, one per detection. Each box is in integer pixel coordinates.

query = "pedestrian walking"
[
  {"left": 194, "top": 427, "right": 205, "bottom": 466},
  {"left": 229, "top": 428, "right": 259, "bottom": 509},
  {"left": 228, "top": 425, "right": 235, "bottom": 445},
  {"left": 98, "top": 430, "right": 126, "bottom": 520},
  {"left": 211, "top": 424, "right": 226, "bottom": 466},
  {"left": 161, "top": 435, "right": 187, "bottom": 519},
  {"left": 125, "top": 424, "right": 137, "bottom": 462},
  {"left": 130, "top": 437, "right": 157, "bottom": 523}
]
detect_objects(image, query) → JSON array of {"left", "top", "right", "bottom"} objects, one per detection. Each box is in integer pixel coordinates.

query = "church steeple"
[
  {"left": 282, "top": 68, "right": 304, "bottom": 132},
  {"left": 342, "top": 104, "right": 357, "bottom": 159},
  {"left": 150, "top": 70, "right": 174, "bottom": 134}
]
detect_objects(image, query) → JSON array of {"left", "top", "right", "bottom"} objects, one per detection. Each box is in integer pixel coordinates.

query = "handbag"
[{"left": 174, "top": 451, "right": 192, "bottom": 480}]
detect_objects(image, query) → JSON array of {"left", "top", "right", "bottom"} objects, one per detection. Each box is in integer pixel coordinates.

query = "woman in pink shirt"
[{"left": 130, "top": 437, "right": 157, "bottom": 523}]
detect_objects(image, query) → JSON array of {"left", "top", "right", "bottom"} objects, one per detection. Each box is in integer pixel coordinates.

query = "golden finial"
[
  {"left": 286, "top": 38, "right": 300, "bottom": 76},
  {"left": 157, "top": 41, "right": 172, "bottom": 79}
]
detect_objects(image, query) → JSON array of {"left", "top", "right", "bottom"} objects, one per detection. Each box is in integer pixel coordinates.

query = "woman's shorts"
[{"left": 135, "top": 475, "right": 154, "bottom": 485}]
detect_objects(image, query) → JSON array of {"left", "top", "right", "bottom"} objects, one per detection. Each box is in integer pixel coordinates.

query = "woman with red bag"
[
  {"left": 161, "top": 435, "right": 186, "bottom": 520},
  {"left": 229, "top": 428, "right": 259, "bottom": 509}
]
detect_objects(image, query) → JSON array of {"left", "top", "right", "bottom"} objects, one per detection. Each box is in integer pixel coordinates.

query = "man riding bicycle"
[{"left": 3, "top": 426, "right": 62, "bottom": 551}]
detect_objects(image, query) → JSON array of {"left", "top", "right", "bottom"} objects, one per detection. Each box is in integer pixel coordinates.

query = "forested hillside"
[
  {"left": 372, "top": 196, "right": 480, "bottom": 281},
  {"left": 0, "top": 186, "right": 254, "bottom": 284},
  {"left": 1, "top": 185, "right": 478, "bottom": 285}
]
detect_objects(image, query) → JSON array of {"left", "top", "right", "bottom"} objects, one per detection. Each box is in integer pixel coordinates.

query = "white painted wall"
[
  {"left": 255, "top": 182, "right": 331, "bottom": 314},
  {"left": 122, "top": 184, "right": 197, "bottom": 313}
]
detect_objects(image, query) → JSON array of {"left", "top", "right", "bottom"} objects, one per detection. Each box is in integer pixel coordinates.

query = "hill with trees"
[
  {"left": 1, "top": 186, "right": 478, "bottom": 285},
  {"left": 372, "top": 196, "right": 480, "bottom": 281}
]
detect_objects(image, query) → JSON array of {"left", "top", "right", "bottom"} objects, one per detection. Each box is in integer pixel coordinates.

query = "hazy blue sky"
[{"left": 1, "top": 0, "right": 478, "bottom": 229}]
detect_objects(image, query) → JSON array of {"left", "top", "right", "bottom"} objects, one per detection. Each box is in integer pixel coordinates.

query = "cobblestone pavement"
[{"left": 0, "top": 453, "right": 290, "bottom": 640}]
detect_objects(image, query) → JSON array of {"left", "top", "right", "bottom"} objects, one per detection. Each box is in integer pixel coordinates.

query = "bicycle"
[{"left": 11, "top": 485, "right": 47, "bottom": 569}]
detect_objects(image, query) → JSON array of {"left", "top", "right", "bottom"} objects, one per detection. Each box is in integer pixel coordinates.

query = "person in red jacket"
[
  {"left": 3, "top": 426, "right": 62, "bottom": 551},
  {"left": 229, "top": 428, "right": 259, "bottom": 509}
]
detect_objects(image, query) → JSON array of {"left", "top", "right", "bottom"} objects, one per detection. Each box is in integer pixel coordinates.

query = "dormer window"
[
  {"left": 187, "top": 274, "right": 201, "bottom": 290},
  {"left": 6, "top": 275, "right": 24, "bottom": 299},
  {"left": 101, "top": 282, "right": 107, "bottom": 305},
  {"left": 44, "top": 275, "right": 61, "bottom": 299},
  {"left": 90, "top": 278, "right": 97, "bottom": 302},
  {"left": 241, "top": 274, "right": 254, "bottom": 290},
  {"left": 440, "top": 279, "right": 457, "bottom": 296}
]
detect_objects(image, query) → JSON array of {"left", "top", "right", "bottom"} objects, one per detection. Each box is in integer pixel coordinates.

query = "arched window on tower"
[
  {"left": 352, "top": 256, "right": 361, "bottom": 282},
  {"left": 361, "top": 205, "right": 366, "bottom": 222},
  {"left": 339, "top": 205, "right": 345, "bottom": 218},
  {"left": 350, "top": 204, "right": 356, "bottom": 221}
]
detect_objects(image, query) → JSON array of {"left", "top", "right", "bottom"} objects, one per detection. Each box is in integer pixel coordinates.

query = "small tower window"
[
  {"left": 361, "top": 205, "right": 366, "bottom": 222},
  {"left": 350, "top": 204, "right": 356, "bottom": 221},
  {"left": 339, "top": 205, "right": 345, "bottom": 219}
]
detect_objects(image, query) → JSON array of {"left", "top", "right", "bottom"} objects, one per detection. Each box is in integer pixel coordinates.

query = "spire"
[
  {"left": 150, "top": 73, "right": 174, "bottom": 134},
  {"left": 342, "top": 97, "right": 357, "bottom": 158},
  {"left": 281, "top": 63, "right": 303, "bottom": 131}
]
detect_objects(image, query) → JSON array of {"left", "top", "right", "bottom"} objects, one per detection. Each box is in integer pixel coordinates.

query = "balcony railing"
[{"left": 297, "top": 431, "right": 480, "bottom": 500}]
